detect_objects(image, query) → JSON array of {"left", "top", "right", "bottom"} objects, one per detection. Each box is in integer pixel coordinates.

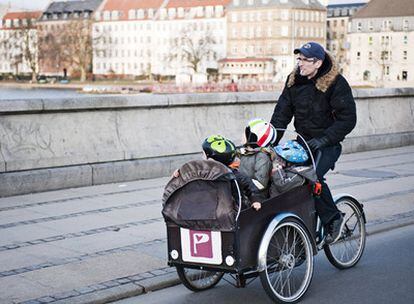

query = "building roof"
[
  {"left": 166, "top": 0, "right": 231, "bottom": 8},
  {"left": 98, "top": 0, "right": 230, "bottom": 21},
  {"left": 102, "top": 0, "right": 229, "bottom": 11},
  {"left": 101, "top": 0, "right": 165, "bottom": 11},
  {"left": 327, "top": 2, "right": 366, "bottom": 9},
  {"left": 352, "top": 0, "right": 414, "bottom": 19},
  {"left": 44, "top": 0, "right": 104, "bottom": 14},
  {"left": 3, "top": 11, "right": 42, "bottom": 20},
  {"left": 219, "top": 57, "right": 274, "bottom": 62},
  {"left": 327, "top": 2, "right": 365, "bottom": 17},
  {"left": 227, "top": 0, "right": 325, "bottom": 10}
]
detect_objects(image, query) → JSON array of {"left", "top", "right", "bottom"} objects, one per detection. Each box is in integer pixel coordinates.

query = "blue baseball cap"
[{"left": 294, "top": 42, "right": 325, "bottom": 61}]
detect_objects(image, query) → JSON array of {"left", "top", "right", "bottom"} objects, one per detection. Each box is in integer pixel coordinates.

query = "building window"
[
  {"left": 256, "top": 26, "right": 261, "bottom": 37},
  {"left": 369, "top": 21, "right": 373, "bottom": 31},
  {"left": 281, "top": 26, "right": 288, "bottom": 37},
  {"left": 231, "top": 28, "right": 237, "bottom": 38},
  {"left": 403, "top": 19, "right": 409, "bottom": 31},
  {"left": 357, "top": 22, "right": 362, "bottom": 31},
  {"left": 403, "top": 35, "right": 408, "bottom": 44},
  {"left": 368, "top": 36, "right": 373, "bottom": 45},
  {"left": 267, "top": 11, "right": 272, "bottom": 21},
  {"left": 281, "top": 10, "right": 289, "bottom": 21},
  {"left": 249, "top": 11, "right": 256, "bottom": 22},
  {"left": 382, "top": 20, "right": 392, "bottom": 30},
  {"left": 363, "top": 70, "right": 370, "bottom": 81},
  {"left": 357, "top": 51, "right": 360, "bottom": 60},
  {"left": 369, "top": 51, "right": 372, "bottom": 60},
  {"left": 403, "top": 51, "right": 407, "bottom": 60},
  {"left": 402, "top": 71, "right": 408, "bottom": 81},
  {"left": 231, "top": 12, "right": 237, "bottom": 22},
  {"left": 385, "top": 66, "right": 390, "bottom": 75}
]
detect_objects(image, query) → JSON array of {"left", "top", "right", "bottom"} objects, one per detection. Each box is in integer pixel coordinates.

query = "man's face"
[{"left": 296, "top": 54, "right": 322, "bottom": 78}]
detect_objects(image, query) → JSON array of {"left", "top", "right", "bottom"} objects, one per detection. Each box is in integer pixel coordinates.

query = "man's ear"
[{"left": 315, "top": 60, "right": 323, "bottom": 69}]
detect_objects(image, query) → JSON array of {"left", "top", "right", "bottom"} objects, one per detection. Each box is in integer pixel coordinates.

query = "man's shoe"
[{"left": 325, "top": 213, "right": 346, "bottom": 244}]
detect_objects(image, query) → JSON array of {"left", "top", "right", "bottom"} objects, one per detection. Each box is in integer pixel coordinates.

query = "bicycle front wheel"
[{"left": 259, "top": 219, "right": 314, "bottom": 303}]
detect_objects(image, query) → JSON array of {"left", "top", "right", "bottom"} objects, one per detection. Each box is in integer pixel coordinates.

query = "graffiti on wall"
[{"left": 0, "top": 121, "right": 54, "bottom": 160}]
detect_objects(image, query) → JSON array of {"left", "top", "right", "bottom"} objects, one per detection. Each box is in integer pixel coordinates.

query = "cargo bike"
[{"left": 162, "top": 144, "right": 366, "bottom": 303}]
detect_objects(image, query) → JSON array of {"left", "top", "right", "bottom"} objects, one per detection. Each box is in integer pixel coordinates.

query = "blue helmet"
[{"left": 275, "top": 140, "right": 309, "bottom": 164}]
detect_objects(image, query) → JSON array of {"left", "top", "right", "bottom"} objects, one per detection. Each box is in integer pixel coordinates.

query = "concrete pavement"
[{"left": 1, "top": 145, "right": 414, "bottom": 304}]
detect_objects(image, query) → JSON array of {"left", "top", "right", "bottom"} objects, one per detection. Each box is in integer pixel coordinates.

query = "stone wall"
[{"left": 1, "top": 88, "right": 414, "bottom": 196}]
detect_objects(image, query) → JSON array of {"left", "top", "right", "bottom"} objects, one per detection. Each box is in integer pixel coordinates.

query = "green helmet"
[{"left": 202, "top": 135, "right": 236, "bottom": 165}]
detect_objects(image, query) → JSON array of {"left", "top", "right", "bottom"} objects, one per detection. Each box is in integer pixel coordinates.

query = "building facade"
[
  {"left": 225, "top": 0, "right": 326, "bottom": 83},
  {"left": 326, "top": 2, "right": 366, "bottom": 75},
  {"left": 0, "top": 11, "right": 42, "bottom": 77},
  {"left": 37, "top": 0, "right": 103, "bottom": 78},
  {"left": 218, "top": 57, "right": 275, "bottom": 81},
  {"left": 348, "top": 0, "right": 414, "bottom": 87},
  {"left": 93, "top": 0, "right": 230, "bottom": 83}
]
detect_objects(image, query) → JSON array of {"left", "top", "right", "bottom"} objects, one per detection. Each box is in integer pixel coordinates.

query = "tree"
[
  {"left": 168, "top": 25, "right": 217, "bottom": 75},
  {"left": 38, "top": 18, "right": 111, "bottom": 82},
  {"left": 38, "top": 31, "right": 62, "bottom": 77},
  {"left": 60, "top": 19, "right": 94, "bottom": 82},
  {"left": 0, "top": 18, "right": 39, "bottom": 81}
]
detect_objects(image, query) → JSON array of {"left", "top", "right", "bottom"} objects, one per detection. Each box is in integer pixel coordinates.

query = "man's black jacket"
[{"left": 270, "top": 53, "right": 357, "bottom": 145}]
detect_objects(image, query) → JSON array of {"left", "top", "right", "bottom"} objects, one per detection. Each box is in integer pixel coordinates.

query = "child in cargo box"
[
  {"left": 270, "top": 140, "right": 310, "bottom": 197},
  {"left": 238, "top": 118, "right": 277, "bottom": 199},
  {"left": 173, "top": 135, "right": 263, "bottom": 211}
]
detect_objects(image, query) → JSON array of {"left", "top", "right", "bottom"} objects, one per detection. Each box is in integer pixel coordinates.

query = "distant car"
[
  {"left": 59, "top": 78, "right": 70, "bottom": 84},
  {"left": 37, "top": 75, "right": 47, "bottom": 84}
]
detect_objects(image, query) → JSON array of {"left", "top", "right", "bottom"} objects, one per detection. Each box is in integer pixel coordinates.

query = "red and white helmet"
[{"left": 245, "top": 118, "right": 277, "bottom": 148}]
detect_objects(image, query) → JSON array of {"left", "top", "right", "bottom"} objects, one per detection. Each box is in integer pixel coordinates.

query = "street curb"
[{"left": 51, "top": 283, "right": 144, "bottom": 304}]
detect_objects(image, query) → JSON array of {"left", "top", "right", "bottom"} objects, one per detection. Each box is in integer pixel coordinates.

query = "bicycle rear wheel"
[{"left": 176, "top": 266, "right": 224, "bottom": 291}]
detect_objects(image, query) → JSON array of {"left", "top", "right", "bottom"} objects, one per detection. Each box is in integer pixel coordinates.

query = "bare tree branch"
[{"left": 167, "top": 25, "right": 217, "bottom": 74}]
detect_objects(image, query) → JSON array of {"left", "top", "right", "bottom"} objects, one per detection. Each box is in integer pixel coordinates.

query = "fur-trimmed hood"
[{"left": 287, "top": 52, "right": 339, "bottom": 93}]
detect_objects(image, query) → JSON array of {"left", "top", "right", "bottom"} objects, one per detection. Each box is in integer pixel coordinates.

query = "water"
[{"left": 0, "top": 87, "right": 86, "bottom": 100}]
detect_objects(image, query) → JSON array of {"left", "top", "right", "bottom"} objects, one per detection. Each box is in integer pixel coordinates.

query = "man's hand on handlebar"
[{"left": 307, "top": 136, "right": 330, "bottom": 151}]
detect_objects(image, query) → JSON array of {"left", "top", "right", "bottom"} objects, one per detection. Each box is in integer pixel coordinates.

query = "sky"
[{"left": 0, "top": 0, "right": 369, "bottom": 11}]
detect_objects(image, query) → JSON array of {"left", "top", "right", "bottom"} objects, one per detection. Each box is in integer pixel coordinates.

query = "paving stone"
[
  {"left": 53, "top": 290, "right": 80, "bottom": 300},
  {"left": 21, "top": 300, "right": 42, "bottom": 304},
  {"left": 139, "top": 272, "right": 155, "bottom": 278},
  {"left": 129, "top": 274, "right": 144, "bottom": 281},
  {"left": 37, "top": 296, "right": 56, "bottom": 303},
  {"left": 103, "top": 280, "right": 120, "bottom": 288},
  {"left": 150, "top": 269, "right": 166, "bottom": 276},
  {"left": 116, "top": 278, "right": 131, "bottom": 284},
  {"left": 74, "top": 286, "right": 95, "bottom": 295},
  {"left": 91, "top": 284, "right": 107, "bottom": 291}
]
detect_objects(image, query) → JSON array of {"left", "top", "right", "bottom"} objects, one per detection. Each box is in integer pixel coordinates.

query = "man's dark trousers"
[{"left": 314, "top": 144, "right": 342, "bottom": 226}]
